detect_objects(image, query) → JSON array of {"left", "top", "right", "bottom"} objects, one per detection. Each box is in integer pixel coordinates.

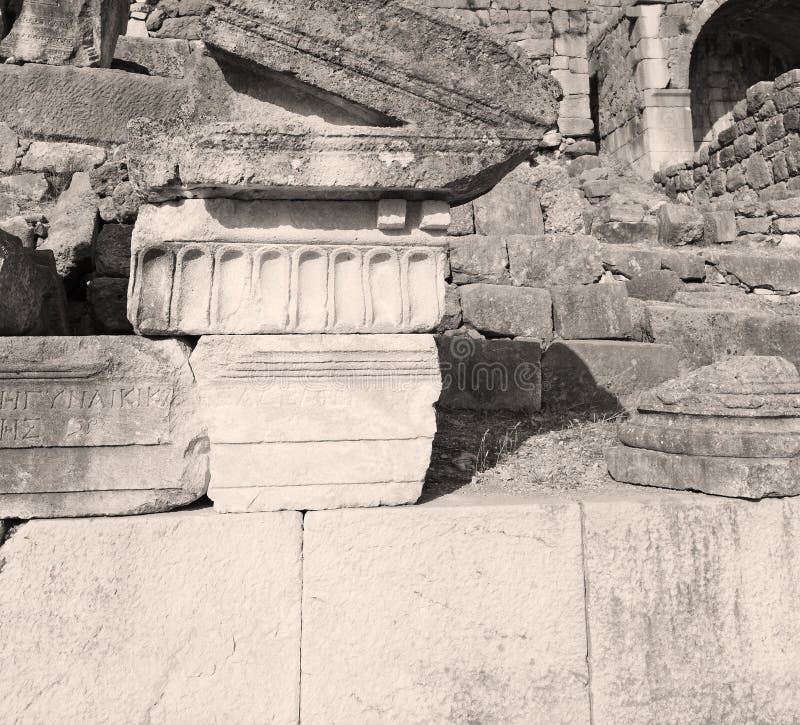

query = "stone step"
[{"left": 645, "top": 301, "right": 800, "bottom": 373}]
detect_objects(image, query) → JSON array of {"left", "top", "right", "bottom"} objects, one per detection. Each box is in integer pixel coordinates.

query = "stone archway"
[{"left": 682, "top": 0, "right": 800, "bottom": 150}]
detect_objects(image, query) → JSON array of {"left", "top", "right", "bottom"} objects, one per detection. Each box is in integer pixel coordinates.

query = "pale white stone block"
[
  {"left": 419, "top": 200, "right": 450, "bottom": 231},
  {"left": 377, "top": 198, "right": 407, "bottom": 230},
  {"left": 0, "top": 510, "right": 302, "bottom": 724},
  {"left": 301, "top": 503, "right": 590, "bottom": 724},
  {"left": 635, "top": 58, "right": 670, "bottom": 90},
  {"left": 191, "top": 334, "right": 441, "bottom": 512},
  {"left": 129, "top": 199, "right": 447, "bottom": 334},
  {"left": 584, "top": 495, "right": 800, "bottom": 724}
]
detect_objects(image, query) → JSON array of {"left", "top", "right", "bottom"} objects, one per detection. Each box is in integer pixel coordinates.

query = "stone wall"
[
  {"left": 656, "top": 70, "right": 800, "bottom": 247},
  {"left": 2, "top": 493, "right": 800, "bottom": 722}
]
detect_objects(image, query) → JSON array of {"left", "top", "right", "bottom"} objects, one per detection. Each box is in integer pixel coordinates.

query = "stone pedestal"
[
  {"left": 607, "top": 356, "right": 800, "bottom": 498},
  {"left": 0, "top": 337, "right": 208, "bottom": 518},
  {"left": 190, "top": 335, "right": 440, "bottom": 512}
]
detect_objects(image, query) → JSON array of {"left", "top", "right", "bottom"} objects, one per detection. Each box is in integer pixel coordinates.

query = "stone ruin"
[{"left": 2, "top": 0, "right": 800, "bottom": 722}]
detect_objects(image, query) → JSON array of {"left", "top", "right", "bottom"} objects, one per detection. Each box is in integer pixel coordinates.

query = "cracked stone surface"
[
  {"left": 584, "top": 495, "right": 800, "bottom": 724},
  {"left": 0, "top": 510, "right": 302, "bottom": 725},
  {"left": 301, "top": 502, "right": 590, "bottom": 725}
]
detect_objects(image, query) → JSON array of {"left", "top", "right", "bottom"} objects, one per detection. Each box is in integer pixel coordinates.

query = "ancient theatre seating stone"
[
  {"left": 190, "top": 334, "right": 441, "bottom": 512},
  {"left": 0, "top": 336, "right": 209, "bottom": 518}
]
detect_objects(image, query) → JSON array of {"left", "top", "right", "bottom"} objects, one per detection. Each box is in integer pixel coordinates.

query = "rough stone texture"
[
  {"left": 542, "top": 341, "right": 680, "bottom": 413},
  {"left": 0, "top": 0, "right": 128, "bottom": 67},
  {"left": 128, "top": 0, "right": 560, "bottom": 202},
  {"left": 0, "top": 510, "right": 301, "bottom": 724},
  {"left": 93, "top": 223, "right": 132, "bottom": 276},
  {"left": 39, "top": 171, "right": 99, "bottom": 278},
  {"left": 191, "top": 335, "right": 440, "bottom": 512},
  {"left": 703, "top": 210, "right": 737, "bottom": 244},
  {"left": 436, "top": 336, "right": 541, "bottom": 411},
  {"left": 609, "top": 356, "right": 800, "bottom": 498},
  {"left": 129, "top": 199, "right": 447, "bottom": 335},
  {"left": 625, "top": 270, "right": 681, "bottom": 302},
  {"left": 0, "top": 232, "right": 58, "bottom": 335},
  {"left": 302, "top": 504, "right": 590, "bottom": 725},
  {"left": 460, "top": 283, "right": 552, "bottom": 339},
  {"left": 0, "top": 64, "right": 187, "bottom": 145},
  {"left": 507, "top": 233, "right": 602, "bottom": 287},
  {"left": 0, "top": 172, "right": 47, "bottom": 202},
  {"left": 473, "top": 170, "right": 545, "bottom": 236},
  {"left": 592, "top": 221, "right": 658, "bottom": 246},
  {"left": 87, "top": 277, "right": 132, "bottom": 333},
  {"left": 21, "top": 141, "right": 106, "bottom": 173},
  {"left": 646, "top": 303, "right": 800, "bottom": 373},
  {"left": 656, "top": 203, "right": 705, "bottom": 246},
  {"left": 113, "top": 36, "right": 191, "bottom": 78},
  {"left": 0, "top": 337, "right": 208, "bottom": 518},
  {"left": 584, "top": 496, "right": 800, "bottom": 724},
  {"left": 713, "top": 252, "right": 800, "bottom": 294},
  {"left": 449, "top": 234, "right": 509, "bottom": 285},
  {"left": 551, "top": 283, "right": 632, "bottom": 340}
]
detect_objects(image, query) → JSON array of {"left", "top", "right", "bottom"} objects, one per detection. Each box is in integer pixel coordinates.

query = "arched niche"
[{"left": 677, "top": 0, "right": 800, "bottom": 150}]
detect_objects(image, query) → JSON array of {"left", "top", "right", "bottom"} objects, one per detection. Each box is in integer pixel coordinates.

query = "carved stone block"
[
  {"left": 128, "top": 199, "right": 447, "bottom": 335},
  {"left": 0, "top": 337, "right": 209, "bottom": 518},
  {"left": 190, "top": 334, "right": 441, "bottom": 512},
  {"left": 0, "top": 0, "right": 128, "bottom": 67}
]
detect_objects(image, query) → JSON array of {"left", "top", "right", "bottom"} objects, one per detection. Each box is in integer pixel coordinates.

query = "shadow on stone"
[{"left": 422, "top": 341, "right": 629, "bottom": 502}]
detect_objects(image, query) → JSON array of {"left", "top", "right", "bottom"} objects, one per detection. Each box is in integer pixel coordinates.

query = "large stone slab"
[
  {"left": 191, "top": 335, "right": 440, "bottom": 512},
  {"left": 584, "top": 496, "right": 800, "bottom": 724},
  {"left": 0, "top": 510, "right": 301, "bottom": 724},
  {"left": 0, "top": 0, "right": 128, "bottom": 67},
  {"left": 542, "top": 341, "right": 680, "bottom": 412},
  {"left": 301, "top": 503, "right": 590, "bottom": 724},
  {"left": 436, "top": 336, "right": 541, "bottom": 411},
  {"left": 0, "top": 337, "right": 208, "bottom": 518},
  {"left": 127, "top": 0, "right": 560, "bottom": 202},
  {"left": 129, "top": 199, "right": 447, "bottom": 335}
]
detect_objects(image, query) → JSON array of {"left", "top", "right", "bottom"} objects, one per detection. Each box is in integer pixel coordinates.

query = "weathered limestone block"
[
  {"left": 436, "top": 336, "right": 541, "bottom": 411},
  {"left": 584, "top": 495, "right": 800, "bottom": 724},
  {"left": 39, "top": 171, "right": 99, "bottom": 278},
  {"left": 551, "top": 282, "right": 632, "bottom": 339},
  {"left": 0, "top": 510, "right": 301, "bottom": 724},
  {"left": 625, "top": 269, "right": 681, "bottom": 302},
  {"left": 448, "top": 234, "right": 509, "bottom": 285},
  {"left": 0, "top": 0, "right": 128, "bottom": 67},
  {"left": 0, "top": 337, "right": 208, "bottom": 518},
  {"left": 460, "top": 283, "right": 553, "bottom": 339},
  {"left": 127, "top": 0, "right": 560, "bottom": 203},
  {"left": 608, "top": 356, "right": 800, "bottom": 498},
  {"left": 507, "top": 233, "right": 602, "bottom": 286},
  {"left": 472, "top": 170, "right": 545, "bottom": 236},
  {"left": 129, "top": 199, "right": 447, "bottom": 335},
  {"left": 542, "top": 340, "right": 680, "bottom": 412},
  {"left": 301, "top": 504, "right": 590, "bottom": 724},
  {"left": 656, "top": 203, "right": 704, "bottom": 246},
  {"left": 0, "top": 232, "right": 63, "bottom": 335},
  {"left": 21, "top": 141, "right": 106, "bottom": 173},
  {"left": 87, "top": 276, "right": 132, "bottom": 333},
  {"left": 191, "top": 335, "right": 440, "bottom": 512},
  {"left": 93, "top": 222, "right": 132, "bottom": 276}
]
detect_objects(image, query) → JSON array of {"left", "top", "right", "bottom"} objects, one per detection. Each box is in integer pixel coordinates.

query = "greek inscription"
[{"left": 0, "top": 418, "right": 43, "bottom": 442}]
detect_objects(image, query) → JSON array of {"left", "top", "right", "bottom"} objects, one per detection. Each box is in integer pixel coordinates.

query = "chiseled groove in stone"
[{"left": 130, "top": 242, "right": 445, "bottom": 335}]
